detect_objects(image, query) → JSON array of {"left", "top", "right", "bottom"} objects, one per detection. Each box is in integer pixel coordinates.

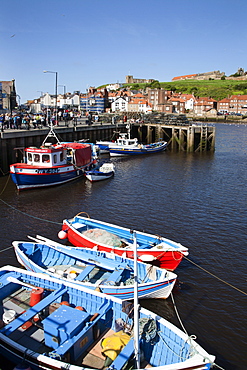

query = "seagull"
[{"left": 11, "top": 34, "right": 15, "bottom": 38}]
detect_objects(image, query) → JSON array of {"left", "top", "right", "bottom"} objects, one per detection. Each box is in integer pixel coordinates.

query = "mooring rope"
[
  {"left": 183, "top": 254, "right": 247, "bottom": 296},
  {"left": 0, "top": 174, "right": 11, "bottom": 196},
  {"left": 0, "top": 175, "right": 246, "bottom": 297},
  {"left": 170, "top": 291, "right": 222, "bottom": 369},
  {"left": 0, "top": 174, "right": 62, "bottom": 226},
  {"left": 0, "top": 197, "right": 62, "bottom": 226}
]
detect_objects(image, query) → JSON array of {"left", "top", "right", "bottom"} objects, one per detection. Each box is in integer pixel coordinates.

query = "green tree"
[{"left": 150, "top": 80, "right": 160, "bottom": 89}]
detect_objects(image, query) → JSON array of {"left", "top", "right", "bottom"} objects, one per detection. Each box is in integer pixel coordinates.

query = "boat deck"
[{"left": 2, "top": 288, "right": 113, "bottom": 366}]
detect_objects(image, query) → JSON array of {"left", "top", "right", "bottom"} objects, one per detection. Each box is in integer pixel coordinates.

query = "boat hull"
[
  {"left": 109, "top": 142, "right": 167, "bottom": 156},
  {"left": 13, "top": 239, "right": 177, "bottom": 300},
  {"left": 10, "top": 164, "right": 84, "bottom": 190},
  {"left": 61, "top": 216, "right": 188, "bottom": 271},
  {"left": 85, "top": 170, "right": 114, "bottom": 182}
]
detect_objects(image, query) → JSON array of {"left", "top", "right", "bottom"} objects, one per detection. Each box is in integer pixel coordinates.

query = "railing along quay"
[{"left": 0, "top": 114, "right": 215, "bottom": 176}]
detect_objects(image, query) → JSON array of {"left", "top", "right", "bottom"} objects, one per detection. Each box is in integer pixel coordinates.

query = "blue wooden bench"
[
  {"left": 105, "top": 267, "right": 125, "bottom": 285},
  {"left": 75, "top": 264, "right": 95, "bottom": 281}
]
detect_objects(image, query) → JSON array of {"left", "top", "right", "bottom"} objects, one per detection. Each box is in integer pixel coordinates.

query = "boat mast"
[
  {"left": 126, "top": 124, "right": 131, "bottom": 140},
  {"left": 132, "top": 229, "right": 140, "bottom": 369},
  {"left": 42, "top": 117, "right": 61, "bottom": 146}
]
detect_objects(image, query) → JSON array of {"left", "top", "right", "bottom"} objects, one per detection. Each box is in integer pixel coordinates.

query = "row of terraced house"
[
  {"left": 40, "top": 87, "right": 247, "bottom": 116},
  {"left": 70, "top": 87, "right": 247, "bottom": 116},
  {"left": 2, "top": 79, "right": 247, "bottom": 116}
]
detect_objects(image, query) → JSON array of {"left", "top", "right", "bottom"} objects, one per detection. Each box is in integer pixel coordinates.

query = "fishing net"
[
  {"left": 83, "top": 228, "right": 124, "bottom": 247},
  {"left": 139, "top": 318, "right": 158, "bottom": 342}
]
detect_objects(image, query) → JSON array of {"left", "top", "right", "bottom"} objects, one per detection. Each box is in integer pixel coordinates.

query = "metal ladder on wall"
[{"left": 200, "top": 125, "right": 208, "bottom": 151}]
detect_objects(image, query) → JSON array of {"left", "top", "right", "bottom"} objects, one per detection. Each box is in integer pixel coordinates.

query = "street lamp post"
[{"left": 43, "top": 70, "right": 58, "bottom": 125}]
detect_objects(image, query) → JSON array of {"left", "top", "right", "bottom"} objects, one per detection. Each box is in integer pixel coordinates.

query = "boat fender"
[
  {"left": 3, "top": 310, "right": 16, "bottom": 324},
  {"left": 58, "top": 230, "right": 68, "bottom": 240},
  {"left": 139, "top": 254, "right": 156, "bottom": 262}
]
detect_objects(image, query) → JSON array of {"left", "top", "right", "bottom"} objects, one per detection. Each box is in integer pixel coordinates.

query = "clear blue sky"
[{"left": 1, "top": 0, "right": 247, "bottom": 103}]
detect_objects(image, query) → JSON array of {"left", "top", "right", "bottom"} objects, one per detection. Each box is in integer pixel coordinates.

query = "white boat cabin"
[
  {"left": 25, "top": 145, "right": 67, "bottom": 167},
  {"left": 116, "top": 134, "right": 138, "bottom": 147}
]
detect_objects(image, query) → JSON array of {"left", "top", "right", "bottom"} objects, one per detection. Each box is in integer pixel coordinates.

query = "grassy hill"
[
  {"left": 117, "top": 79, "right": 247, "bottom": 101},
  {"left": 159, "top": 80, "right": 247, "bottom": 100}
]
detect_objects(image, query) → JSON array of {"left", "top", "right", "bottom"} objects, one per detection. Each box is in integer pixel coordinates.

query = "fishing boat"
[
  {"left": 59, "top": 214, "right": 189, "bottom": 270},
  {"left": 96, "top": 124, "right": 167, "bottom": 156},
  {"left": 109, "top": 139, "right": 167, "bottom": 156},
  {"left": 85, "top": 161, "right": 115, "bottom": 182},
  {"left": 96, "top": 132, "right": 139, "bottom": 154},
  {"left": 9, "top": 126, "right": 94, "bottom": 190},
  {"left": 0, "top": 265, "right": 215, "bottom": 370},
  {"left": 13, "top": 235, "right": 177, "bottom": 300}
]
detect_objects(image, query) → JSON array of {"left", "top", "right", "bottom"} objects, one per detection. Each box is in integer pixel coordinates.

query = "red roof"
[{"left": 172, "top": 74, "right": 197, "bottom": 81}]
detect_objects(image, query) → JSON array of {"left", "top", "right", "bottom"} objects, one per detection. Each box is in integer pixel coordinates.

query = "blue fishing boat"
[
  {"left": 96, "top": 125, "right": 167, "bottom": 156},
  {"left": 0, "top": 265, "right": 216, "bottom": 370},
  {"left": 13, "top": 235, "right": 176, "bottom": 300},
  {"left": 109, "top": 140, "right": 167, "bottom": 156}
]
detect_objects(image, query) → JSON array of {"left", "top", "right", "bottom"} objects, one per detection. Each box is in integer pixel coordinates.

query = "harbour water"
[{"left": 0, "top": 122, "right": 246, "bottom": 369}]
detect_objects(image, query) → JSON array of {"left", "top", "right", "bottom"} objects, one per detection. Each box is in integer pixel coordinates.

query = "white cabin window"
[
  {"left": 34, "top": 154, "right": 40, "bottom": 162},
  {"left": 42, "top": 154, "right": 50, "bottom": 163}
]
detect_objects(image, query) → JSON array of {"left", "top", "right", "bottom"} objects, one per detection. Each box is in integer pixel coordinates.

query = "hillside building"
[
  {"left": 172, "top": 70, "right": 225, "bottom": 81},
  {"left": 125, "top": 75, "right": 155, "bottom": 84}
]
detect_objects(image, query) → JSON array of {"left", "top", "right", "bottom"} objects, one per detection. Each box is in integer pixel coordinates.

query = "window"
[
  {"left": 54, "top": 154, "right": 57, "bottom": 164},
  {"left": 34, "top": 154, "right": 40, "bottom": 162},
  {"left": 42, "top": 154, "right": 50, "bottom": 163},
  {"left": 28, "top": 153, "right": 32, "bottom": 161}
]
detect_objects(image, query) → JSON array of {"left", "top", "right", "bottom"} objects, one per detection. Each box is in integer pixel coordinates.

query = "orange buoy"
[
  {"left": 60, "top": 301, "right": 70, "bottom": 306},
  {"left": 75, "top": 306, "right": 86, "bottom": 311},
  {"left": 30, "top": 288, "right": 44, "bottom": 307}
]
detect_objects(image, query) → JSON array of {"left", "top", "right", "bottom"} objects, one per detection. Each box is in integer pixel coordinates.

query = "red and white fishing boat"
[
  {"left": 59, "top": 214, "right": 189, "bottom": 271},
  {"left": 10, "top": 126, "right": 94, "bottom": 190}
]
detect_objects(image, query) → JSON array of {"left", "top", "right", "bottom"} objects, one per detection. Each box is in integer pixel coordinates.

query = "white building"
[{"left": 111, "top": 97, "right": 129, "bottom": 112}]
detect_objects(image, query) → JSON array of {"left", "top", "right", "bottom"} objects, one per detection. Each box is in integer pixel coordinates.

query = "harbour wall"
[{"left": 0, "top": 119, "right": 215, "bottom": 175}]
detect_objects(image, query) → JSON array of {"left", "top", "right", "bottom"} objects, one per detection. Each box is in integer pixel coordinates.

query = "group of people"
[
  {"left": 0, "top": 113, "right": 47, "bottom": 130},
  {"left": 0, "top": 109, "right": 82, "bottom": 131}
]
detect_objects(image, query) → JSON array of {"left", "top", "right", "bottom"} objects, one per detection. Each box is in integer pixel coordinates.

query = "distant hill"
[
  {"left": 159, "top": 79, "right": 247, "bottom": 100},
  {"left": 102, "top": 79, "right": 247, "bottom": 101}
]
